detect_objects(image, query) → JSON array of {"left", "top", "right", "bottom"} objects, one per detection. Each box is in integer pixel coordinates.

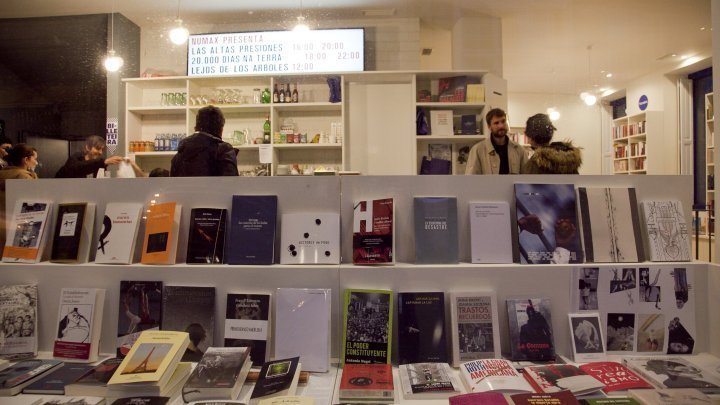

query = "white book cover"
[
  {"left": 641, "top": 200, "right": 691, "bottom": 261},
  {"left": 280, "top": 213, "right": 340, "bottom": 264},
  {"left": 568, "top": 312, "right": 606, "bottom": 363},
  {"left": 449, "top": 291, "right": 501, "bottom": 366},
  {"left": 430, "top": 110, "right": 454, "bottom": 136},
  {"left": 469, "top": 202, "right": 512, "bottom": 263},
  {"left": 53, "top": 288, "right": 106, "bottom": 363},
  {"left": 399, "top": 363, "right": 461, "bottom": 399},
  {"left": 2, "top": 201, "right": 53, "bottom": 263},
  {"left": 459, "top": 359, "right": 534, "bottom": 394},
  {"left": 95, "top": 202, "right": 143, "bottom": 264},
  {"left": 274, "top": 288, "right": 331, "bottom": 372},
  {"left": 0, "top": 284, "right": 38, "bottom": 358}
]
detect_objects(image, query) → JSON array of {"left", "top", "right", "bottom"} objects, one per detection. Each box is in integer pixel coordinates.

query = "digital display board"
[{"left": 188, "top": 28, "right": 364, "bottom": 77}]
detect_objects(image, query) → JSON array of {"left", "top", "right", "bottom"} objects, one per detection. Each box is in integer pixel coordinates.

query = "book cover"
[
  {"left": 578, "top": 361, "right": 652, "bottom": 394},
  {"left": 579, "top": 399, "right": 640, "bottom": 405},
  {"left": 628, "top": 388, "right": 712, "bottom": 404},
  {"left": 523, "top": 364, "right": 605, "bottom": 396},
  {"left": 510, "top": 391, "right": 579, "bottom": 405},
  {"left": 22, "top": 363, "right": 94, "bottom": 394},
  {"left": 95, "top": 202, "right": 144, "bottom": 264},
  {"left": 624, "top": 357, "right": 720, "bottom": 394},
  {"left": 32, "top": 395, "right": 105, "bottom": 404},
  {"left": 224, "top": 293, "right": 271, "bottom": 367},
  {"left": 641, "top": 200, "right": 692, "bottom": 261},
  {"left": 2, "top": 200, "right": 52, "bottom": 263},
  {"left": 0, "top": 284, "right": 38, "bottom": 359},
  {"left": 515, "top": 184, "right": 583, "bottom": 264},
  {"left": 469, "top": 202, "right": 513, "bottom": 263},
  {"left": 141, "top": 201, "right": 182, "bottom": 265},
  {"left": 161, "top": 286, "right": 215, "bottom": 363},
  {"left": 186, "top": 208, "right": 227, "bottom": 264},
  {"left": 108, "top": 330, "right": 189, "bottom": 387},
  {"left": 274, "top": 288, "right": 330, "bottom": 372},
  {"left": 449, "top": 391, "right": 509, "bottom": 405},
  {"left": 258, "top": 396, "right": 315, "bottom": 405},
  {"left": 111, "top": 397, "right": 171, "bottom": 405},
  {"left": 459, "top": 358, "right": 533, "bottom": 394},
  {"left": 342, "top": 289, "right": 393, "bottom": 365},
  {"left": 568, "top": 313, "right": 605, "bottom": 363},
  {"left": 0, "top": 359, "right": 63, "bottom": 396},
  {"left": 50, "top": 202, "right": 95, "bottom": 263},
  {"left": 450, "top": 292, "right": 501, "bottom": 366},
  {"left": 399, "top": 362, "right": 461, "bottom": 399},
  {"left": 250, "top": 357, "right": 301, "bottom": 404},
  {"left": 339, "top": 363, "right": 394, "bottom": 401},
  {"left": 107, "top": 361, "right": 191, "bottom": 399},
  {"left": 413, "top": 197, "right": 458, "bottom": 264},
  {"left": 352, "top": 198, "right": 394, "bottom": 264},
  {"left": 506, "top": 298, "right": 555, "bottom": 361},
  {"left": 578, "top": 187, "right": 644, "bottom": 262},
  {"left": 226, "top": 195, "right": 278, "bottom": 265},
  {"left": 117, "top": 281, "right": 163, "bottom": 358},
  {"left": 428, "top": 143, "right": 452, "bottom": 161},
  {"left": 279, "top": 212, "right": 340, "bottom": 264},
  {"left": 430, "top": 110, "right": 454, "bottom": 136},
  {"left": 182, "top": 346, "right": 252, "bottom": 402},
  {"left": 53, "top": 287, "right": 106, "bottom": 362},
  {"left": 397, "top": 292, "right": 447, "bottom": 364},
  {"left": 65, "top": 357, "right": 123, "bottom": 397}
]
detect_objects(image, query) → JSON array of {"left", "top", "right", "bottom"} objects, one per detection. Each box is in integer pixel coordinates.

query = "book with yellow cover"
[
  {"left": 108, "top": 330, "right": 189, "bottom": 387},
  {"left": 140, "top": 202, "right": 182, "bottom": 265}
]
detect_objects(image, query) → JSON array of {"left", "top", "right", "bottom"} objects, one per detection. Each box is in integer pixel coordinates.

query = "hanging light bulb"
[
  {"left": 104, "top": 49, "right": 124, "bottom": 72},
  {"left": 584, "top": 94, "right": 597, "bottom": 106},
  {"left": 170, "top": 19, "right": 189, "bottom": 45},
  {"left": 293, "top": 16, "right": 310, "bottom": 32},
  {"left": 546, "top": 107, "right": 561, "bottom": 121}
]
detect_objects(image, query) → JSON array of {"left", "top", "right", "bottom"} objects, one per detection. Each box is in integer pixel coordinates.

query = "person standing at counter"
[
  {"left": 522, "top": 113, "right": 582, "bottom": 174},
  {"left": 55, "top": 135, "right": 124, "bottom": 178},
  {"left": 465, "top": 108, "right": 529, "bottom": 175},
  {"left": 170, "top": 105, "right": 239, "bottom": 177}
]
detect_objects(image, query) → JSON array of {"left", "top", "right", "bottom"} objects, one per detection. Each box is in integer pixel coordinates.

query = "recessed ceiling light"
[
  {"left": 700, "top": 27, "right": 706, "bottom": 31},
  {"left": 605, "top": 73, "right": 613, "bottom": 78}
]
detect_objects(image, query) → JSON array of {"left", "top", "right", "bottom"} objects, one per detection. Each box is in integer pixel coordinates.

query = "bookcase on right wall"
[
  {"left": 611, "top": 111, "right": 665, "bottom": 174},
  {"left": 705, "top": 92, "right": 715, "bottom": 237}
]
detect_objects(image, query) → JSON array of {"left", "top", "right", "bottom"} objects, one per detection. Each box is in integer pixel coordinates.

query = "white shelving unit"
[
  {"left": 706, "top": 92, "right": 715, "bottom": 237},
  {"left": 611, "top": 111, "right": 666, "bottom": 175}
]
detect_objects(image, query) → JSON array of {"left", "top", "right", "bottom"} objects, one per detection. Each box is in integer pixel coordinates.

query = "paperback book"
[
  {"left": 140, "top": 201, "right": 182, "bottom": 265},
  {"left": 568, "top": 312, "right": 605, "bottom": 362},
  {"left": 182, "top": 346, "right": 252, "bottom": 402},
  {"left": 339, "top": 363, "right": 394, "bottom": 402},
  {"left": 342, "top": 289, "right": 393, "bottom": 365},
  {"left": 397, "top": 291, "right": 447, "bottom": 364},
  {"left": 226, "top": 195, "right": 278, "bottom": 265},
  {"left": 249, "top": 357, "right": 302, "bottom": 405},
  {"left": 65, "top": 357, "right": 124, "bottom": 397},
  {"left": 578, "top": 361, "right": 652, "bottom": 394},
  {"left": 623, "top": 357, "right": 720, "bottom": 394},
  {"left": 352, "top": 197, "right": 394, "bottom": 264},
  {"left": 641, "top": 200, "right": 692, "bottom": 261},
  {"left": 108, "top": 330, "right": 190, "bottom": 387},
  {"left": 449, "top": 392, "right": 509, "bottom": 405},
  {"left": 0, "top": 359, "right": 63, "bottom": 396},
  {"left": 274, "top": 288, "right": 330, "bottom": 372},
  {"left": 0, "top": 284, "right": 38, "bottom": 359},
  {"left": 510, "top": 391, "right": 579, "bottom": 405},
  {"left": 186, "top": 208, "right": 227, "bottom": 264},
  {"left": 53, "top": 287, "right": 106, "bottom": 362},
  {"left": 95, "top": 202, "right": 144, "bottom": 264},
  {"left": 107, "top": 360, "right": 191, "bottom": 400},
  {"left": 468, "top": 202, "right": 513, "bottom": 263},
  {"left": 279, "top": 212, "right": 340, "bottom": 264},
  {"left": 506, "top": 298, "right": 555, "bottom": 361},
  {"left": 224, "top": 293, "right": 271, "bottom": 366},
  {"left": 22, "top": 363, "right": 94, "bottom": 395},
  {"left": 459, "top": 358, "right": 533, "bottom": 394},
  {"left": 161, "top": 286, "right": 215, "bottom": 362},
  {"left": 413, "top": 197, "right": 458, "bottom": 264},
  {"left": 50, "top": 202, "right": 96, "bottom": 263},
  {"left": 2, "top": 200, "right": 52, "bottom": 263},
  {"left": 117, "top": 281, "right": 163, "bottom": 358},
  {"left": 449, "top": 291, "right": 501, "bottom": 366},
  {"left": 398, "top": 362, "right": 461, "bottom": 399},
  {"left": 522, "top": 364, "right": 605, "bottom": 396},
  {"left": 628, "top": 388, "right": 712, "bottom": 404}
]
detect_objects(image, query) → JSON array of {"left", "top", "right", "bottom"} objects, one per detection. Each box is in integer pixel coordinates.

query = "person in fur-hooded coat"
[{"left": 522, "top": 113, "right": 582, "bottom": 174}]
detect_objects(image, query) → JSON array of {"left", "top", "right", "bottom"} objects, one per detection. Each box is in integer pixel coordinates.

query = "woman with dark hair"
[
  {"left": 0, "top": 143, "right": 39, "bottom": 184},
  {"left": 522, "top": 113, "right": 582, "bottom": 174}
]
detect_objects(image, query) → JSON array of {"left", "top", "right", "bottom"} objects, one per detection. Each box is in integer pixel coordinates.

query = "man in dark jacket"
[
  {"left": 55, "top": 135, "right": 124, "bottom": 178},
  {"left": 170, "top": 105, "right": 239, "bottom": 177}
]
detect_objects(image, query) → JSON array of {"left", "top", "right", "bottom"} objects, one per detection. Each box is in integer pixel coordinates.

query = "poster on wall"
[
  {"left": 106, "top": 118, "right": 118, "bottom": 156},
  {"left": 187, "top": 28, "right": 364, "bottom": 77}
]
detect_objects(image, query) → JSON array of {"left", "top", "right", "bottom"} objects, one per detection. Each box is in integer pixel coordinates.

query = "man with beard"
[{"left": 465, "top": 108, "right": 529, "bottom": 174}]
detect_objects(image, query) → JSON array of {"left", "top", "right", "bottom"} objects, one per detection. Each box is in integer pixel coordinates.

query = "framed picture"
[{"left": 568, "top": 312, "right": 606, "bottom": 362}]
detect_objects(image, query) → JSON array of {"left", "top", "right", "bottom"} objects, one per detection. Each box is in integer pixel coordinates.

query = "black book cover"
[
  {"left": 342, "top": 289, "right": 393, "bottom": 365},
  {"left": 224, "top": 293, "right": 271, "bottom": 366},
  {"left": 111, "top": 397, "right": 170, "bottom": 405},
  {"left": 0, "top": 359, "right": 63, "bottom": 391},
  {"left": 183, "top": 347, "right": 250, "bottom": 392},
  {"left": 226, "top": 195, "right": 278, "bottom": 265},
  {"left": 161, "top": 286, "right": 215, "bottom": 362},
  {"left": 117, "top": 281, "right": 163, "bottom": 358},
  {"left": 250, "top": 357, "right": 300, "bottom": 400},
  {"left": 186, "top": 208, "right": 227, "bottom": 264},
  {"left": 73, "top": 357, "right": 123, "bottom": 386},
  {"left": 398, "top": 292, "right": 447, "bottom": 364},
  {"left": 506, "top": 298, "right": 556, "bottom": 361},
  {"left": 23, "top": 363, "right": 94, "bottom": 394},
  {"left": 51, "top": 202, "right": 87, "bottom": 261}
]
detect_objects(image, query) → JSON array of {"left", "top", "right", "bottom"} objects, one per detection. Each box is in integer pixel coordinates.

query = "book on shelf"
[
  {"left": 430, "top": 110, "right": 454, "bottom": 136},
  {"left": 249, "top": 357, "right": 302, "bottom": 405},
  {"left": 578, "top": 361, "right": 652, "bottom": 394},
  {"left": 428, "top": 143, "right": 452, "bottom": 160},
  {"left": 577, "top": 187, "right": 644, "bottom": 263},
  {"left": 117, "top": 281, "right": 163, "bottom": 358},
  {"left": 31, "top": 396, "right": 105, "bottom": 405},
  {"left": 224, "top": 293, "right": 271, "bottom": 367},
  {"left": 459, "top": 358, "right": 534, "bottom": 394},
  {"left": 186, "top": 208, "right": 227, "bottom": 264},
  {"left": 140, "top": 201, "right": 182, "bottom": 265},
  {"left": 111, "top": 397, "right": 171, "bottom": 405},
  {"left": 641, "top": 200, "right": 692, "bottom": 261},
  {"left": 107, "top": 361, "right": 191, "bottom": 401},
  {"left": 342, "top": 288, "right": 393, "bottom": 365},
  {"left": 567, "top": 313, "right": 605, "bottom": 363},
  {"left": 274, "top": 288, "right": 330, "bottom": 373},
  {"left": 247, "top": 370, "right": 310, "bottom": 384},
  {"left": 623, "top": 357, "right": 720, "bottom": 394},
  {"left": 352, "top": 197, "right": 394, "bottom": 264},
  {"left": 0, "top": 284, "right": 38, "bottom": 359},
  {"left": 161, "top": 286, "right": 215, "bottom": 362},
  {"left": 108, "top": 330, "right": 189, "bottom": 387},
  {"left": 578, "top": 399, "right": 640, "bottom": 405},
  {"left": 95, "top": 202, "right": 143, "bottom": 264},
  {"left": 50, "top": 202, "right": 96, "bottom": 263},
  {"left": 469, "top": 202, "right": 513, "bottom": 263},
  {"left": 506, "top": 298, "right": 555, "bottom": 362},
  {"left": 515, "top": 183, "right": 583, "bottom": 264},
  {"left": 449, "top": 291, "right": 501, "bottom": 366},
  {"left": 65, "top": 357, "right": 124, "bottom": 397},
  {"left": 2, "top": 200, "right": 52, "bottom": 263},
  {"left": 182, "top": 346, "right": 252, "bottom": 402},
  {"left": 510, "top": 391, "right": 579, "bottom": 405},
  {"left": 449, "top": 391, "right": 509, "bottom": 405},
  {"left": 0, "top": 359, "right": 63, "bottom": 396},
  {"left": 628, "top": 388, "right": 712, "bottom": 405},
  {"left": 279, "top": 212, "right": 340, "bottom": 264},
  {"left": 338, "top": 363, "right": 394, "bottom": 402},
  {"left": 398, "top": 362, "right": 461, "bottom": 400},
  {"left": 460, "top": 114, "right": 478, "bottom": 135},
  {"left": 258, "top": 396, "right": 315, "bottom": 405},
  {"left": 226, "top": 195, "right": 278, "bottom": 265},
  {"left": 522, "top": 364, "right": 605, "bottom": 396},
  {"left": 22, "top": 363, "right": 94, "bottom": 395},
  {"left": 53, "top": 287, "right": 106, "bottom": 363},
  {"left": 397, "top": 291, "right": 447, "bottom": 364},
  {"left": 413, "top": 197, "right": 458, "bottom": 264}
]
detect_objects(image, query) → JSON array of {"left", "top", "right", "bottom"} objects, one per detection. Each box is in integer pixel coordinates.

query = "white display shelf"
[
  {"left": 416, "top": 135, "right": 484, "bottom": 141},
  {"left": 127, "top": 106, "right": 186, "bottom": 115}
]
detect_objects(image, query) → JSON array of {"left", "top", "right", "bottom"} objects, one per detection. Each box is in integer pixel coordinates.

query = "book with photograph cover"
[
  {"left": 578, "top": 187, "right": 644, "bottom": 263},
  {"left": 0, "top": 359, "right": 63, "bottom": 396},
  {"left": 568, "top": 313, "right": 605, "bottom": 363},
  {"left": 413, "top": 197, "right": 458, "bottom": 264},
  {"left": 606, "top": 312, "right": 635, "bottom": 352},
  {"left": 117, "top": 281, "right": 163, "bottom": 358},
  {"left": 623, "top": 357, "right": 720, "bottom": 394},
  {"left": 50, "top": 202, "right": 96, "bottom": 263},
  {"left": 339, "top": 363, "right": 394, "bottom": 402},
  {"left": 449, "top": 291, "right": 501, "bottom": 366},
  {"left": 2, "top": 200, "right": 52, "bottom": 263},
  {"left": 342, "top": 289, "right": 393, "bottom": 365},
  {"left": 628, "top": 388, "right": 712, "bottom": 405},
  {"left": 275, "top": 288, "right": 330, "bottom": 373},
  {"left": 573, "top": 267, "right": 599, "bottom": 311},
  {"left": 249, "top": 357, "right": 302, "bottom": 405},
  {"left": 95, "top": 202, "right": 143, "bottom": 264},
  {"left": 469, "top": 202, "right": 513, "bottom": 264},
  {"left": 0, "top": 284, "right": 38, "bottom": 359},
  {"left": 578, "top": 361, "right": 652, "bottom": 394},
  {"left": 65, "top": 357, "right": 123, "bottom": 397},
  {"left": 22, "top": 363, "right": 94, "bottom": 395},
  {"left": 397, "top": 292, "right": 447, "bottom": 364},
  {"left": 186, "top": 208, "right": 227, "bottom": 264},
  {"left": 182, "top": 346, "right": 252, "bottom": 402},
  {"left": 224, "top": 293, "right": 271, "bottom": 366},
  {"left": 641, "top": 200, "right": 691, "bottom": 261},
  {"left": 108, "top": 330, "right": 189, "bottom": 387},
  {"left": 522, "top": 364, "right": 605, "bottom": 396},
  {"left": 226, "top": 195, "right": 278, "bottom": 265},
  {"left": 399, "top": 362, "right": 461, "bottom": 400},
  {"left": 352, "top": 198, "right": 394, "bottom": 264},
  {"left": 53, "top": 288, "right": 106, "bottom": 363},
  {"left": 161, "top": 286, "right": 215, "bottom": 363},
  {"left": 459, "top": 358, "right": 533, "bottom": 394},
  {"left": 279, "top": 212, "right": 340, "bottom": 264},
  {"left": 515, "top": 184, "right": 583, "bottom": 264},
  {"left": 140, "top": 201, "right": 182, "bottom": 265},
  {"left": 506, "top": 298, "right": 555, "bottom": 361}
]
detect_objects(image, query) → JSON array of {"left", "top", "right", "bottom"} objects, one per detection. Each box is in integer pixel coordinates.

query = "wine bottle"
[
  {"left": 279, "top": 84, "right": 285, "bottom": 103},
  {"left": 272, "top": 83, "right": 279, "bottom": 103},
  {"left": 285, "top": 83, "right": 292, "bottom": 103},
  {"left": 292, "top": 83, "right": 299, "bottom": 103},
  {"left": 263, "top": 116, "right": 271, "bottom": 144}
]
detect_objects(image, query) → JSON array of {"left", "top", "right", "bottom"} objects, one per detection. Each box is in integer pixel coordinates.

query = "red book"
[
  {"left": 579, "top": 361, "right": 653, "bottom": 394},
  {"left": 339, "top": 363, "right": 394, "bottom": 402},
  {"left": 450, "top": 391, "right": 509, "bottom": 405},
  {"left": 510, "top": 390, "right": 579, "bottom": 405}
]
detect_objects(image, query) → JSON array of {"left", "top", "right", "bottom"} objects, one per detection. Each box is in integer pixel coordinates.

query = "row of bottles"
[{"left": 273, "top": 83, "right": 299, "bottom": 103}]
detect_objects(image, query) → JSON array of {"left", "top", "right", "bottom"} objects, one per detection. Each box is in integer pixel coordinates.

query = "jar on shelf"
[{"left": 253, "top": 88, "right": 261, "bottom": 104}]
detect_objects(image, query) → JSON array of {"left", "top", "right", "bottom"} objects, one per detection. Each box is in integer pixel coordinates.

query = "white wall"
[
  {"left": 452, "top": 15, "right": 503, "bottom": 75},
  {"left": 508, "top": 93, "right": 602, "bottom": 174},
  {"left": 419, "top": 21, "right": 452, "bottom": 71}
]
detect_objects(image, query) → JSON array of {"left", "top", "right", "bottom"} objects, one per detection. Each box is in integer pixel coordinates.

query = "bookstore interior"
[{"left": 0, "top": 1, "right": 720, "bottom": 404}]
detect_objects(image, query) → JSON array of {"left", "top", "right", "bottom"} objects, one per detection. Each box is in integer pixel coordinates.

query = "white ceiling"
[{"left": 0, "top": 0, "right": 713, "bottom": 95}]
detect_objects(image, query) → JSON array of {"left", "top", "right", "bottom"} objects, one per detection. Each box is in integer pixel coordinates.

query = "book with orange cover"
[{"left": 141, "top": 202, "right": 182, "bottom": 265}]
